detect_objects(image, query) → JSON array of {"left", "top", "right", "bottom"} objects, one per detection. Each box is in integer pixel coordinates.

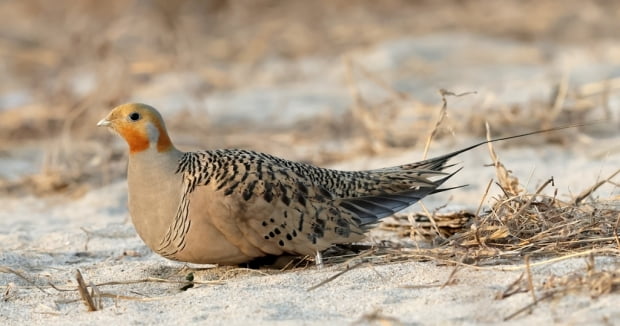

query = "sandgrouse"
[{"left": 98, "top": 103, "right": 555, "bottom": 265}]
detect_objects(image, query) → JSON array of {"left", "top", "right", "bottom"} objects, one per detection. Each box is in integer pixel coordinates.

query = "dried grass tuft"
[{"left": 372, "top": 146, "right": 619, "bottom": 265}]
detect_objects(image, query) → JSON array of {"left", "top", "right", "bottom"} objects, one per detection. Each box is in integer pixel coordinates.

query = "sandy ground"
[
  {"left": 1, "top": 140, "right": 619, "bottom": 325},
  {"left": 2, "top": 2, "right": 620, "bottom": 324}
]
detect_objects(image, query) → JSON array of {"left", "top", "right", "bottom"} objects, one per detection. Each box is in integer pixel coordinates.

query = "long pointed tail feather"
[{"left": 400, "top": 122, "right": 593, "bottom": 173}]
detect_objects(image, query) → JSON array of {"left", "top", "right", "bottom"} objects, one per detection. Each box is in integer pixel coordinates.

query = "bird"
[{"left": 97, "top": 103, "right": 571, "bottom": 266}]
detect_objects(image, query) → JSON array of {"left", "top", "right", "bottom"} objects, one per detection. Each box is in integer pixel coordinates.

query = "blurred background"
[{"left": 0, "top": 0, "right": 619, "bottom": 197}]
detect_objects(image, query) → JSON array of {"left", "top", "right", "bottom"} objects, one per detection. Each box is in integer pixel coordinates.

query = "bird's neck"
[
  {"left": 128, "top": 146, "right": 183, "bottom": 172},
  {"left": 127, "top": 147, "right": 185, "bottom": 250},
  {"left": 127, "top": 147, "right": 184, "bottom": 191}
]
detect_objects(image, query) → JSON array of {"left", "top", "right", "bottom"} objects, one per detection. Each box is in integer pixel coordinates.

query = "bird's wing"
[
  {"left": 173, "top": 151, "right": 368, "bottom": 257},
  {"left": 173, "top": 149, "right": 459, "bottom": 257}
]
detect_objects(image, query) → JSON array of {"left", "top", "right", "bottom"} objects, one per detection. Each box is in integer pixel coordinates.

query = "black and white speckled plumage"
[{"left": 156, "top": 148, "right": 458, "bottom": 259}]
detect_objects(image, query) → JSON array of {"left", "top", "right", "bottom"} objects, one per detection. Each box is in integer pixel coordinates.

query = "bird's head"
[{"left": 97, "top": 103, "right": 174, "bottom": 154}]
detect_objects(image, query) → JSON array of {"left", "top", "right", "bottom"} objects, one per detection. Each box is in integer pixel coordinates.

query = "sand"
[
  {"left": 1, "top": 140, "right": 619, "bottom": 325},
  {"left": 1, "top": 8, "right": 620, "bottom": 323}
]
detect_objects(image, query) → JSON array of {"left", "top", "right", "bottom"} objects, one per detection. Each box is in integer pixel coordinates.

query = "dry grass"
[
  {"left": 298, "top": 98, "right": 620, "bottom": 311},
  {"left": 1, "top": 59, "right": 614, "bottom": 197},
  {"left": 366, "top": 124, "right": 620, "bottom": 265},
  {"left": 1, "top": 0, "right": 619, "bottom": 317},
  {"left": 1, "top": 0, "right": 620, "bottom": 197},
  {"left": 313, "top": 146, "right": 618, "bottom": 318}
]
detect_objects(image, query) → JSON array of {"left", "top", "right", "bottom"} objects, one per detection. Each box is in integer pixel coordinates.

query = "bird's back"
[{"left": 179, "top": 148, "right": 451, "bottom": 199}]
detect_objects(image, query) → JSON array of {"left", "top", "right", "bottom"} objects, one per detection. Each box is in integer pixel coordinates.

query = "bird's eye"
[{"left": 129, "top": 112, "right": 141, "bottom": 121}]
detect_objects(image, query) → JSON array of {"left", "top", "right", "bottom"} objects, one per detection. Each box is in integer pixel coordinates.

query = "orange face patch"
[{"left": 116, "top": 124, "right": 150, "bottom": 154}]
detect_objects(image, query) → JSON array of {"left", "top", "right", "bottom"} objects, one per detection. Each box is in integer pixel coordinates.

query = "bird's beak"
[{"left": 97, "top": 118, "right": 111, "bottom": 127}]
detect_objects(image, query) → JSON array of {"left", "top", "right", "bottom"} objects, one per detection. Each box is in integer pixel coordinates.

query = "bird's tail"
[
  {"left": 338, "top": 168, "right": 461, "bottom": 226},
  {"left": 341, "top": 122, "right": 592, "bottom": 226}
]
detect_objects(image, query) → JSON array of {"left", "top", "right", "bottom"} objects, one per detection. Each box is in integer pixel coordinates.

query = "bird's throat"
[
  {"left": 122, "top": 123, "right": 173, "bottom": 154},
  {"left": 123, "top": 127, "right": 150, "bottom": 154}
]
